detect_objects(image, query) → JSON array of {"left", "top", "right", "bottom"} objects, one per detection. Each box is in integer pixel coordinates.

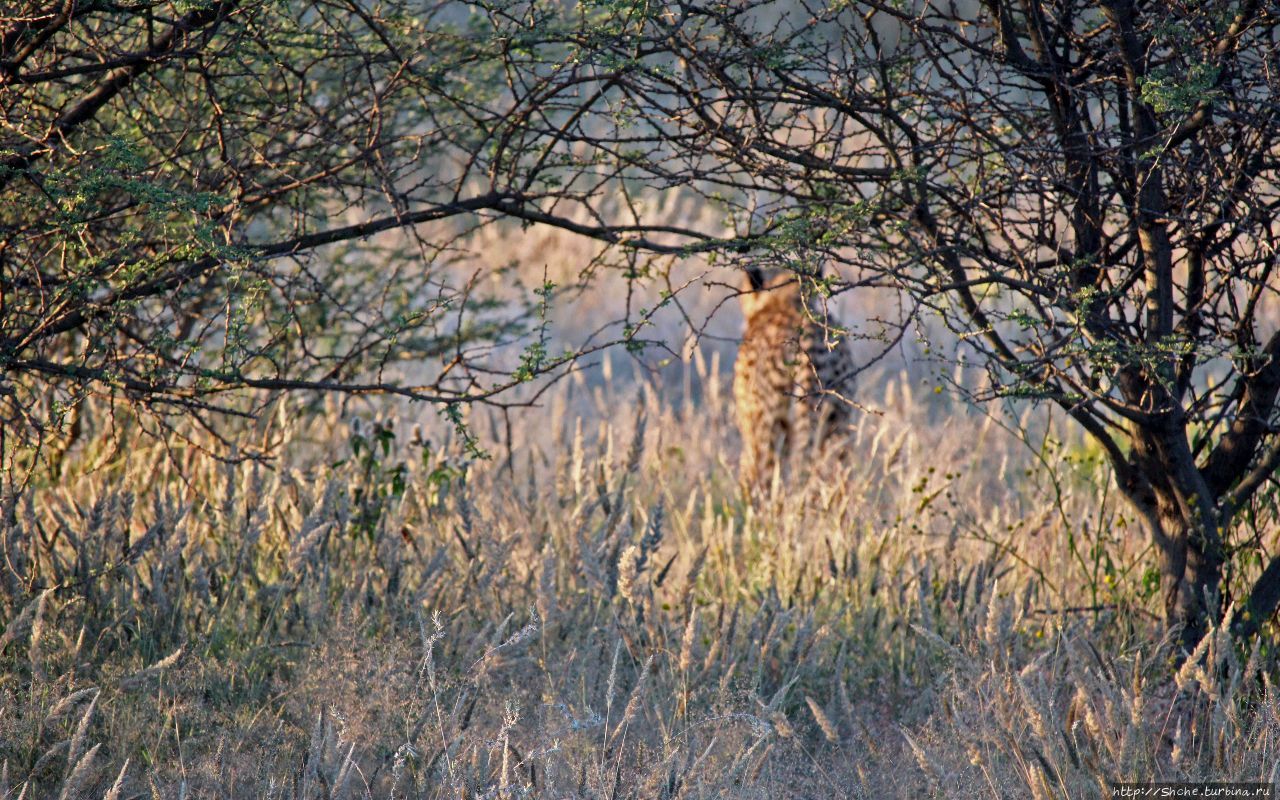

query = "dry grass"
[{"left": 3, "top": 354, "right": 1280, "bottom": 799}]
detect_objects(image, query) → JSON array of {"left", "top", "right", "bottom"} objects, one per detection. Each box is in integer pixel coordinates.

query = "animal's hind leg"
[{"left": 739, "top": 418, "right": 788, "bottom": 494}]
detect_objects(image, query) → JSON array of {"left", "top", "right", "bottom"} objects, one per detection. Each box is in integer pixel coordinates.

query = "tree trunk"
[
  {"left": 1119, "top": 420, "right": 1225, "bottom": 653},
  {"left": 1151, "top": 497, "right": 1222, "bottom": 651}
]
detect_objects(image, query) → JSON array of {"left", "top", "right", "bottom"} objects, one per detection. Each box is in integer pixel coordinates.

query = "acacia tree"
[
  {"left": 0, "top": 0, "right": 714, "bottom": 475},
  {"left": 446, "top": 0, "right": 1280, "bottom": 648}
]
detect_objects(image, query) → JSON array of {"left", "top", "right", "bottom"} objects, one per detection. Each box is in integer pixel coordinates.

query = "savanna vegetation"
[{"left": 3, "top": 0, "right": 1280, "bottom": 797}]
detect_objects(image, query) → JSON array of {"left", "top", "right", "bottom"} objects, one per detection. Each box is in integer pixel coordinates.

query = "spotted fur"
[{"left": 733, "top": 268, "right": 857, "bottom": 488}]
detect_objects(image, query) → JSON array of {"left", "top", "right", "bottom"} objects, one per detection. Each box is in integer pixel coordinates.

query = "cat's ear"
[{"left": 744, "top": 266, "right": 766, "bottom": 291}]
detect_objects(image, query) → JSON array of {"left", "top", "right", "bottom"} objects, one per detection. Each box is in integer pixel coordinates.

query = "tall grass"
[{"left": 2, "top": 356, "right": 1278, "bottom": 798}]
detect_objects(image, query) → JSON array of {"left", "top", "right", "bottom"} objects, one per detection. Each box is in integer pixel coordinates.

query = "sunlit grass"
[{"left": 2, "top": 356, "right": 1279, "bottom": 798}]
